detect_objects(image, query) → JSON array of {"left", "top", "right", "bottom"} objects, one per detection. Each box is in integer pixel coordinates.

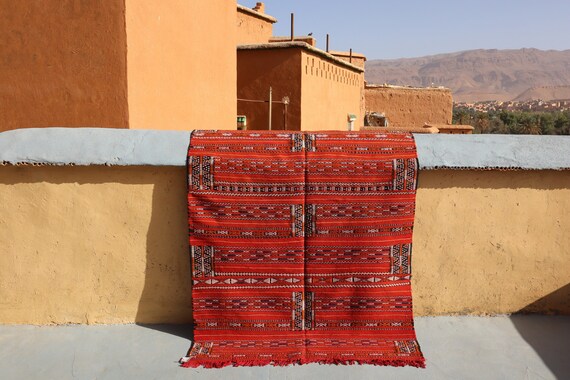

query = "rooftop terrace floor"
[{"left": 1, "top": 316, "right": 568, "bottom": 380}]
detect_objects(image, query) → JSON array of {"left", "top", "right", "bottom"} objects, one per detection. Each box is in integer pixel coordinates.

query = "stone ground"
[{"left": 0, "top": 316, "right": 568, "bottom": 380}]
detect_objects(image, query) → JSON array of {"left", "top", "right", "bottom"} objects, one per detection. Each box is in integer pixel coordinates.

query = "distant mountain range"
[
  {"left": 365, "top": 48, "right": 570, "bottom": 102},
  {"left": 512, "top": 85, "right": 570, "bottom": 102}
]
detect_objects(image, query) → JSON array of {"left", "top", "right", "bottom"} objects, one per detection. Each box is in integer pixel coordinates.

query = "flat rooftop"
[
  {"left": 0, "top": 316, "right": 568, "bottom": 379},
  {"left": 236, "top": 4, "right": 277, "bottom": 23},
  {"left": 366, "top": 84, "right": 451, "bottom": 91},
  {"left": 238, "top": 42, "right": 365, "bottom": 73}
]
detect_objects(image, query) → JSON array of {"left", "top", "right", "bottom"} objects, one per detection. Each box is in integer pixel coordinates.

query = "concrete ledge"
[
  {"left": 415, "top": 134, "right": 570, "bottom": 170},
  {"left": 1, "top": 128, "right": 570, "bottom": 170},
  {"left": 0, "top": 128, "right": 191, "bottom": 167}
]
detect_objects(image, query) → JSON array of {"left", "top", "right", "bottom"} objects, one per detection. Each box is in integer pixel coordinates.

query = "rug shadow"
[
  {"left": 0, "top": 165, "right": 194, "bottom": 333},
  {"left": 135, "top": 323, "right": 194, "bottom": 341}
]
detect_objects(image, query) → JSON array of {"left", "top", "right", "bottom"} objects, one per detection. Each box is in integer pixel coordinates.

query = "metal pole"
[
  {"left": 282, "top": 96, "right": 290, "bottom": 131},
  {"left": 291, "top": 13, "right": 294, "bottom": 41},
  {"left": 268, "top": 87, "right": 273, "bottom": 130},
  {"left": 349, "top": 48, "right": 353, "bottom": 63},
  {"left": 326, "top": 34, "right": 330, "bottom": 52},
  {"left": 282, "top": 104, "right": 286, "bottom": 131}
]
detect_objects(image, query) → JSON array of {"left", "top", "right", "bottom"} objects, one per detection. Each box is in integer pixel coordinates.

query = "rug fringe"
[{"left": 180, "top": 357, "right": 426, "bottom": 369}]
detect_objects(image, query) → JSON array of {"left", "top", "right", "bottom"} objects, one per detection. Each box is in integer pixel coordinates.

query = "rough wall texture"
[
  {"left": 0, "top": 0, "right": 129, "bottom": 132},
  {"left": 237, "top": 10, "right": 274, "bottom": 44},
  {"left": 1, "top": 166, "right": 568, "bottom": 325},
  {"left": 237, "top": 49, "right": 302, "bottom": 131},
  {"left": 301, "top": 51, "right": 364, "bottom": 131},
  {"left": 414, "top": 170, "right": 570, "bottom": 316},
  {"left": 330, "top": 52, "right": 366, "bottom": 69},
  {"left": 0, "top": 166, "right": 191, "bottom": 324},
  {"left": 365, "top": 86, "right": 453, "bottom": 128},
  {"left": 126, "top": 0, "right": 236, "bottom": 131}
]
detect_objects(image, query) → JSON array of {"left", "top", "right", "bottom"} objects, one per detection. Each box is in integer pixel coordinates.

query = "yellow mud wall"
[
  {"left": 0, "top": 166, "right": 191, "bottom": 325},
  {"left": 126, "top": 0, "right": 237, "bottom": 130},
  {"left": 413, "top": 170, "right": 570, "bottom": 315},
  {"left": 365, "top": 87, "right": 453, "bottom": 128},
  {"left": 0, "top": 167, "right": 568, "bottom": 324},
  {"left": 301, "top": 52, "right": 364, "bottom": 131},
  {"left": 0, "top": 0, "right": 129, "bottom": 132}
]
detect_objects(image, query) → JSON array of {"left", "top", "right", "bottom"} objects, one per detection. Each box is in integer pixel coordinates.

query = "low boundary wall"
[{"left": 1, "top": 129, "right": 569, "bottom": 324}]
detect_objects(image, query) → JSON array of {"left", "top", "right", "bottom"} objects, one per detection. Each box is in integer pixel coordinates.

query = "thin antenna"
[
  {"left": 268, "top": 87, "right": 273, "bottom": 130},
  {"left": 290, "top": 13, "right": 295, "bottom": 41}
]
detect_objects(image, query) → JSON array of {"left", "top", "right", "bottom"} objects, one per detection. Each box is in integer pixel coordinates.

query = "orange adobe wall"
[
  {"left": 126, "top": 0, "right": 236, "bottom": 130},
  {"left": 365, "top": 86, "right": 453, "bottom": 128},
  {"left": 0, "top": 1, "right": 237, "bottom": 132},
  {"left": 237, "top": 45, "right": 364, "bottom": 131},
  {"left": 301, "top": 51, "right": 364, "bottom": 131},
  {"left": 0, "top": 0, "right": 129, "bottom": 132},
  {"left": 237, "top": 5, "right": 276, "bottom": 45},
  {"left": 330, "top": 51, "right": 367, "bottom": 70},
  {"left": 237, "top": 48, "right": 303, "bottom": 131}
]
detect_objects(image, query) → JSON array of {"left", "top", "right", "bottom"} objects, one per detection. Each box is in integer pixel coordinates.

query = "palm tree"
[{"left": 520, "top": 117, "right": 541, "bottom": 135}]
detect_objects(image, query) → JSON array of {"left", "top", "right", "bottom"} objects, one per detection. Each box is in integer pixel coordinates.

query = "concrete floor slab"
[{"left": 0, "top": 316, "right": 568, "bottom": 380}]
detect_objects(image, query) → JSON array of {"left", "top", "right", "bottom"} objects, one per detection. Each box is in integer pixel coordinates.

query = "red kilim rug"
[{"left": 181, "top": 130, "right": 425, "bottom": 368}]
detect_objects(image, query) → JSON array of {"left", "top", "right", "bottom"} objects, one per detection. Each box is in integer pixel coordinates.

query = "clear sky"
[{"left": 240, "top": 0, "right": 570, "bottom": 60}]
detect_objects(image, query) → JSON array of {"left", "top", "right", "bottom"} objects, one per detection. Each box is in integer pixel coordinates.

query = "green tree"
[
  {"left": 519, "top": 114, "right": 541, "bottom": 135},
  {"left": 499, "top": 110, "right": 516, "bottom": 128},
  {"left": 453, "top": 109, "right": 472, "bottom": 125},
  {"left": 554, "top": 112, "right": 570, "bottom": 135},
  {"left": 489, "top": 113, "right": 506, "bottom": 134},
  {"left": 452, "top": 107, "right": 570, "bottom": 135},
  {"left": 538, "top": 113, "right": 555, "bottom": 135}
]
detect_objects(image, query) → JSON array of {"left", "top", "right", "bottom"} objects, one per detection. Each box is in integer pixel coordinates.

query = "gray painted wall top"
[
  {"left": 414, "top": 134, "right": 570, "bottom": 170},
  {"left": 0, "top": 128, "right": 191, "bottom": 167},
  {"left": 1, "top": 128, "right": 569, "bottom": 170}
]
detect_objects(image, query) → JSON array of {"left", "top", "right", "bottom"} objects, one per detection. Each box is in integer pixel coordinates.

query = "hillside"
[
  {"left": 512, "top": 85, "right": 570, "bottom": 102},
  {"left": 365, "top": 48, "right": 570, "bottom": 102}
]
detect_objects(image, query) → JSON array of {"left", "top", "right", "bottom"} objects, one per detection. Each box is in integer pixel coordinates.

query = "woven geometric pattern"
[{"left": 181, "top": 130, "right": 424, "bottom": 368}]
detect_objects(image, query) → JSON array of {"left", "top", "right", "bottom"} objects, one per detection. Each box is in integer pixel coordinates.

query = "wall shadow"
[
  {"left": 4, "top": 166, "right": 568, "bottom": 191},
  {"left": 417, "top": 169, "right": 570, "bottom": 190},
  {"left": 516, "top": 284, "right": 570, "bottom": 315},
  {"left": 0, "top": 165, "right": 161, "bottom": 186},
  {"left": 511, "top": 284, "right": 570, "bottom": 379},
  {"left": 1, "top": 165, "right": 194, "bottom": 338},
  {"left": 510, "top": 316, "right": 570, "bottom": 379},
  {"left": 134, "top": 166, "right": 193, "bottom": 340}
]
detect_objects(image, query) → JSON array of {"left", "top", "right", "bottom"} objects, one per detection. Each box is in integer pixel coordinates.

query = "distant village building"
[
  {"left": 425, "top": 123, "right": 474, "bottom": 134},
  {"left": 365, "top": 85, "right": 453, "bottom": 129},
  {"left": 456, "top": 98, "right": 570, "bottom": 113},
  {"left": 361, "top": 125, "right": 439, "bottom": 134}
]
